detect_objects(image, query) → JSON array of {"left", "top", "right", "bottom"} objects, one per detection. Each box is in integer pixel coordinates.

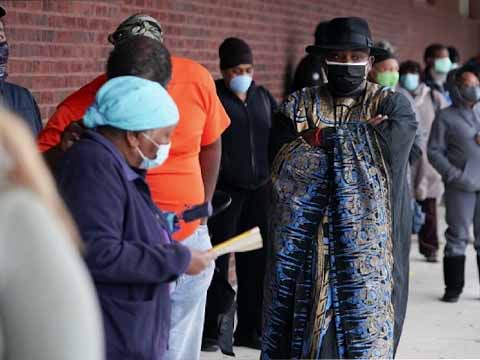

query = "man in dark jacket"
[
  {"left": 292, "top": 21, "right": 329, "bottom": 92},
  {"left": 202, "top": 37, "right": 277, "bottom": 352},
  {"left": 0, "top": 6, "right": 42, "bottom": 135},
  {"left": 428, "top": 66, "right": 480, "bottom": 303},
  {"left": 424, "top": 43, "right": 453, "bottom": 105}
]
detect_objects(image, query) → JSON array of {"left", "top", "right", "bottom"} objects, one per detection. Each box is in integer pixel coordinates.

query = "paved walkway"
[{"left": 201, "top": 208, "right": 480, "bottom": 359}]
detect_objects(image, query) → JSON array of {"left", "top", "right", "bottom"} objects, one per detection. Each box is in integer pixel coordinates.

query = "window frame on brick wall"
[{"left": 459, "top": 0, "right": 470, "bottom": 17}]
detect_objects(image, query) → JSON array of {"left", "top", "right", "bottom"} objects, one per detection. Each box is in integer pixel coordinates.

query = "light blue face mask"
[
  {"left": 229, "top": 74, "right": 252, "bottom": 94},
  {"left": 137, "top": 133, "right": 171, "bottom": 169},
  {"left": 460, "top": 85, "right": 480, "bottom": 103},
  {"left": 400, "top": 73, "right": 420, "bottom": 92},
  {"left": 434, "top": 57, "right": 452, "bottom": 74}
]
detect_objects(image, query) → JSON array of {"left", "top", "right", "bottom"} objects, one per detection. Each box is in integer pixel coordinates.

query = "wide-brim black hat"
[{"left": 306, "top": 17, "right": 388, "bottom": 58}]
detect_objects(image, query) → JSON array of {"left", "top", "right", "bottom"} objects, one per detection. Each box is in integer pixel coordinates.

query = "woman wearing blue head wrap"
[
  {"left": 83, "top": 75, "right": 179, "bottom": 170},
  {"left": 57, "top": 76, "right": 216, "bottom": 360}
]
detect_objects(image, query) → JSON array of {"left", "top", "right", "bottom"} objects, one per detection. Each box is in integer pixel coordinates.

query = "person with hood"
[
  {"left": 428, "top": 66, "right": 480, "bottom": 303},
  {"left": 0, "top": 6, "right": 42, "bottom": 135},
  {"left": 423, "top": 43, "right": 453, "bottom": 104},
  {"left": 399, "top": 60, "right": 448, "bottom": 262},
  {"left": 292, "top": 21, "right": 329, "bottom": 91},
  {"left": 263, "top": 17, "right": 417, "bottom": 359}
]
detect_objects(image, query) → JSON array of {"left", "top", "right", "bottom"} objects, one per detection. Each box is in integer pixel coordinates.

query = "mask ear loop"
[{"left": 142, "top": 132, "right": 161, "bottom": 148}]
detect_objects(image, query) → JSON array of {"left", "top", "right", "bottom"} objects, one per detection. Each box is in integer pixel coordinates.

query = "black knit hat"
[
  {"left": 219, "top": 37, "right": 253, "bottom": 70},
  {"left": 0, "top": 6, "right": 6, "bottom": 18}
]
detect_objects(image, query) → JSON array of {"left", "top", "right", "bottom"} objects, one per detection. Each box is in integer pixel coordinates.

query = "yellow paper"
[{"left": 211, "top": 227, "right": 262, "bottom": 256}]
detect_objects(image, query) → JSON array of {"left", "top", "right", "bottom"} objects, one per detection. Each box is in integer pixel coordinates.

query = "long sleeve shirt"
[
  {"left": 57, "top": 130, "right": 191, "bottom": 360},
  {"left": 0, "top": 81, "right": 42, "bottom": 135},
  {"left": 0, "top": 187, "right": 104, "bottom": 360}
]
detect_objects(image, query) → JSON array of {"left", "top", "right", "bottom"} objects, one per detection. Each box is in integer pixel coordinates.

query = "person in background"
[
  {"left": 399, "top": 60, "right": 448, "bottom": 263},
  {"left": 369, "top": 50, "right": 423, "bottom": 163},
  {"left": 369, "top": 49, "right": 426, "bottom": 246},
  {"left": 292, "top": 21, "right": 329, "bottom": 91},
  {"left": 57, "top": 76, "right": 216, "bottom": 359},
  {"left": 0, "top": 6, "right": 42, "bottom": 135},
  {"left": 368, "top": 48, "right": 400, "bottom": 88},
  {"left": 37, "top": 14, "right": 230, "bottom": 360},
  {"left": 424, "top": 43, "right": 453, "bottom": 104},
  {"left": 202, "top": 37, "right": 277, "bottom": 352},
  {"left": 375, "top": 39, "right": 396, "bottom": 55},
  {"left": 448, "top": 46, "right": 461, "bottom": 69},
  {"left": 466, "top": 52, "right": 480, "bottom": 73},
  {"left": 0, "top": 109, "right": 104, "bottom": 360},
  {"left": 42, "top": 36, "right": 172, "bottom": 174},
  {"left": 428, "top": 66, "right": 480, "bottom": 303}
]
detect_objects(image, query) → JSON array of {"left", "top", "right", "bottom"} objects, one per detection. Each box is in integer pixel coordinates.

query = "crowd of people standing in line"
[{"left": 0, "top": 4, "right": 480, "bottom": 359}]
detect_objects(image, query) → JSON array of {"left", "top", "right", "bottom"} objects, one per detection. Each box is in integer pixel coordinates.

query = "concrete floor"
[{"left": 201, "top": 208, "right": 480, "bottom": 359}]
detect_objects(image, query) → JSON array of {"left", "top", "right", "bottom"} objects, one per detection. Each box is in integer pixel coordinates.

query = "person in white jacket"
[
  {"left": 399, "top": 60, "right": 448, "bottom": 262},
  {"left": 0, "top": 109, "right": 104, "bottom": 360}
]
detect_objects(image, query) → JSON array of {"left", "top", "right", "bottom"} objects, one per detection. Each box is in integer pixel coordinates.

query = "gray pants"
[
  {"left": 444, "top": 187, "right": 480, "bottom": 257},
  {"left": 165, "top": 225, "right": 215, "bottom": 360}
]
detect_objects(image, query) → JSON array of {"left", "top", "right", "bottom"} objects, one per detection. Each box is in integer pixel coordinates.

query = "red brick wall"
[{"left": 2, "top": 0, "right": 479, "bottom": 122}]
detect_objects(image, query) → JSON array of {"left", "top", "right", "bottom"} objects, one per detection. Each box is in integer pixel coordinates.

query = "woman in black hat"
[{"left": 263, "top": 17, "right": 417, "bottom": 359}]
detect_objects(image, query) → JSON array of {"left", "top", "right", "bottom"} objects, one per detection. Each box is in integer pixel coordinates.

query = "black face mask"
[{"left": 326, "top": 61, "right": 368, "bottom": 97}]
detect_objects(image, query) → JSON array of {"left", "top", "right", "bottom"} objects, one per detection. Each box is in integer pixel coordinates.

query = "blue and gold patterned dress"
[{"left": 262, "top": 82, "right": 417, "bottom": 359}]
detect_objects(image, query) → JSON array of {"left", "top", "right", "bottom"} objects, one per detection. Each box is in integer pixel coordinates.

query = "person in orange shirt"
[{"left": 37, "top": 14, "right": 230, "bottom": 360}]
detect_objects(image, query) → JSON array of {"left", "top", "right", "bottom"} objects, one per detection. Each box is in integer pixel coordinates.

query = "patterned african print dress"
[{"left": 262, "top": 82, "right": 417, "bottom": 359}]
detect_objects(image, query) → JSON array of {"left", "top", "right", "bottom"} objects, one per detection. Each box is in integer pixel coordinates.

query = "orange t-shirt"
[{"left": 38, "top": 56, "right": 230, "bottom": 240}]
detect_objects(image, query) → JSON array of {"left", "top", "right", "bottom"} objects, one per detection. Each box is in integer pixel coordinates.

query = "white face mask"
[{"left": 136, "top": 133, "right": 171, "bottom": 169}]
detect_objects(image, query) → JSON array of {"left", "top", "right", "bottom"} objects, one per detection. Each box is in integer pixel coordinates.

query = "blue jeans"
[{"left": 164, "top": 225, "right": 214, "bottom": 360}]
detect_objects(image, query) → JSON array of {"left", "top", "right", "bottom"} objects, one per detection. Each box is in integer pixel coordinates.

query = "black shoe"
[
  {"left": 233, "top": 335, "right": 262, "bottom": 350},
  {"left": 441, "top": 290, "right": 461, "bottom": 303},
  {"left": 201, "top": 338, "right": 219, "bottom": 352},
  {"left": 477, "top": 255, "right": 480, "bottom": 300},
  {"left": 426, "top": 254, "right": 438, "bottom": 263},
  {"left": 442, "top": 256, "right": 465, "bottom": 302}
]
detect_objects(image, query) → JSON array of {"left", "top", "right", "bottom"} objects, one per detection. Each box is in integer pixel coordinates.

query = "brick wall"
[{"left": 3, "top": 0, "right": 479, "bottom": 122}]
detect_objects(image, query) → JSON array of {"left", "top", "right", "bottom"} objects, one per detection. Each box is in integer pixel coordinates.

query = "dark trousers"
[
  {"left": 203, "top": 181, "right": 271, "bottom": 341},
  {"left": 418, "top": 198, "right": 439, "bottom": 257}
]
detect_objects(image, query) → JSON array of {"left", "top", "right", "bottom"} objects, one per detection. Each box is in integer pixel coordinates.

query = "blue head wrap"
[{"left": 83, "top": 76, "right": 179, "bottom": 131}]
